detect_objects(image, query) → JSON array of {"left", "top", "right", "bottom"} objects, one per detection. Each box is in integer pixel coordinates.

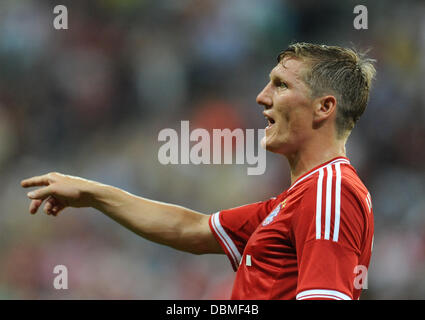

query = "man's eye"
[{"left": 275, "top": 81, "right": 287, "bottom": 88}]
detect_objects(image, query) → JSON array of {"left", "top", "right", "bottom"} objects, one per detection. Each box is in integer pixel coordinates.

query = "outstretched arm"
[{"left": 21, "top": 172, "right": 223, "bottom": 255}]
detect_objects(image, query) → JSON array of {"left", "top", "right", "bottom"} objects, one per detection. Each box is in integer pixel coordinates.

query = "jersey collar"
[{"left": 287, "top": 156, "right": 350, "bottom": 192}]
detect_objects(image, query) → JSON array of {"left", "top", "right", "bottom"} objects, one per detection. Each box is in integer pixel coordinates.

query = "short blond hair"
[{"left": 278, "top": 42, "right": 376, "bottom": 138}]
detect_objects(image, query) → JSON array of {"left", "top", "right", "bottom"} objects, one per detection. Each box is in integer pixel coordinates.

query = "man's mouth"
[{"left": 264, "top": 114, "right": 275, "bottom": 129}]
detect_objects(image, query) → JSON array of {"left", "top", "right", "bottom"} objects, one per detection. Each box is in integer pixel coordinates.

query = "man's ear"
[{"left": 313, "top": 95, "right": 337, "bottom": 124}]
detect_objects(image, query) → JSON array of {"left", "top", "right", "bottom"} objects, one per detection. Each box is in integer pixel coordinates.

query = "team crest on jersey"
[{"left": 262, "top": 200, "right": 286, "bottom": 226}]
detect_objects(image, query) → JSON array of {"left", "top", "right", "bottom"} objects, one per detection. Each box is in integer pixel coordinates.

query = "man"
[{"left": 21, "top": 43, "right": 375, "bottom": 300}]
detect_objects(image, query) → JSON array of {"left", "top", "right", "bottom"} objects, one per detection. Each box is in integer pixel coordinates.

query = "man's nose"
[{"left": 256, "top": 83, "right": 272, "bottom": 109}]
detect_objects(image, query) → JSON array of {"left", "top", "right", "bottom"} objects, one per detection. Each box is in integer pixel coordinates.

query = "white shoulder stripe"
[
  {"left": 315, "top": 168, "right": 324, "bottom": 240},
  {"left": 315, "top": 163, "right": 342, "bottom": 242},
  {"left": 296, "top": 289, "right": 352, "bottom": 300},
  {"left": 211, "top": 212, "right": 242, "bottom": 267},
  {"left": 324, "top": 165, "right": 333, "bottom": 240},
  {"left": 365, "top": 192, "right": 372, "bottom": 213}
]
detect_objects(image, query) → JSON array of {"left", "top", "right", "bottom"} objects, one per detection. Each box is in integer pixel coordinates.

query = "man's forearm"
[
  {"left": 21, "top": 172, "right": 222, "bottom": 254},
  {"left": 86, "top": 182, "right": 215, "bottom": 254}
]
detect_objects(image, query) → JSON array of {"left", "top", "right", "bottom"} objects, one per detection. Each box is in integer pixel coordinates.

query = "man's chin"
[
  {"left": 260, "top": 136, "right": 268, "bottom": 150},
  {"left": 262, "top": 137, "right": 291, "bottom": 158},
  {"left": 261, "top": 137, "right": 283, "bottom": 154}
]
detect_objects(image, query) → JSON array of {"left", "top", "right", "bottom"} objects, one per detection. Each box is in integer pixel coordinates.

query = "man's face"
[{"left": 257, "top": 57, "right": 315, "bottom": 156}]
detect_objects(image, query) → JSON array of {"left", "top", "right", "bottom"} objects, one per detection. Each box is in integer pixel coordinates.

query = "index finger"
[{"left": 21, "top": 174, "right": 51, "bottom": 188}]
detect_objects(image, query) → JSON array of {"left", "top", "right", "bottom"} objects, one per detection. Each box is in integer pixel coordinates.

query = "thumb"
[{"left": 27, "top": 186, "right": 55, "bottom": 201}]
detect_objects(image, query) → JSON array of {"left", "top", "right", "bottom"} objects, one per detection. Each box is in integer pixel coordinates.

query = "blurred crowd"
[{"left": 0, "top": 0, "right": 425, "bottom": 299}]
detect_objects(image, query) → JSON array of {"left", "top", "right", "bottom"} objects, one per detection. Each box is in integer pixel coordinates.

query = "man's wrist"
[
  {"left": 80, "top": 180, "right": 108, "bottom": 209},
  {"left": 86, "top": 182, "right": 129, "bottom": 213}
]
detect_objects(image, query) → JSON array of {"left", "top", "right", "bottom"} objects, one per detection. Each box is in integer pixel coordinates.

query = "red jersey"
[{"left": 209, "top": 157, "right": 374, "bottom": 300}]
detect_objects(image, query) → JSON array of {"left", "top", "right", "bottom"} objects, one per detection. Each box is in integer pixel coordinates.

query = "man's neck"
[{"left": 286, "top": 140, "right": 347, "bottom": 186}]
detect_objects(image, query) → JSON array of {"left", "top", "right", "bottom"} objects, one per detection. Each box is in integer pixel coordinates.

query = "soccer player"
[{"left": 21, "top": 43, "right": 375, "bottom": 300}]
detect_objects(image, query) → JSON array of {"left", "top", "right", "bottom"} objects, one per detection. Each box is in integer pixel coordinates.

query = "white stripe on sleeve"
[
  {"left": 333, "top": 163, "right": 342, "bottom": 242},
  {"left": 211, "top": 212, "right": 242, "bottom": 267},
  {"left": 296, "top": 289, "right": 352, "bottom": 300}
]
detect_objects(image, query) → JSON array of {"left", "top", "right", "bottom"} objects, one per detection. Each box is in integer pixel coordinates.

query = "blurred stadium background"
[{"left": 0, "top": 0, "right": 424, "bottom": 299}]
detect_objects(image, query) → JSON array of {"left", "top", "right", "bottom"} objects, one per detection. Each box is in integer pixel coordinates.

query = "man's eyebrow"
[
  {"left": 269, "top": 72, "right": 287, "bottom": 82},
  {"left": 269, "top": 72, "right": 278, "bottom": 80}
]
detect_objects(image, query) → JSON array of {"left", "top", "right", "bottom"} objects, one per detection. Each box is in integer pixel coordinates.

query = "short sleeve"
[
  {"left": 293, "top": 166, "right": 369, "bottom": 300},
  {"left": 209, "top": 198, "right": 278, "bottom": 271}
]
